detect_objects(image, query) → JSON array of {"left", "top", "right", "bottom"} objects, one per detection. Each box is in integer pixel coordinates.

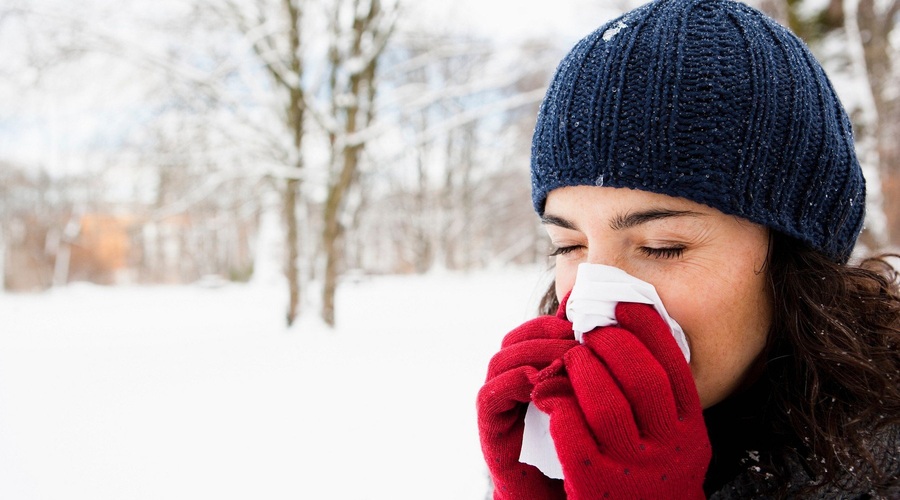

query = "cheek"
[
  {"left": 554, "top": 261, "right": 578, "bottom": 303},
  {"left": 657, "top": 272, "right": 771, "bottom": 407}
]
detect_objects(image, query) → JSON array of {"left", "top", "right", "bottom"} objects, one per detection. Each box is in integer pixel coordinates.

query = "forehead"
[
  {"left": 545, "top": 186, "right": 717, "bottom": 215},
  {"left": 542, "top": 185, "right": 770, "bottom": 237}
]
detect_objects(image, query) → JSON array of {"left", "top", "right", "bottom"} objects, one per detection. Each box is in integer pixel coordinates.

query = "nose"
[{"left": 585, "top": 244, "right": 626, "bottom": 270}]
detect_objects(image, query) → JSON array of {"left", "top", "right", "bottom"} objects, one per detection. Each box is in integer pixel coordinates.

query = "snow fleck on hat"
[{"left": 530, "top": 0, "right": 865, "bottom": 262}]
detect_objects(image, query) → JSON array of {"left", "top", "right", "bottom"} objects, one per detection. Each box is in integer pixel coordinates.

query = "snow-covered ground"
[{"left": 0, "top": 268, "right": 553, "bottom": 500}]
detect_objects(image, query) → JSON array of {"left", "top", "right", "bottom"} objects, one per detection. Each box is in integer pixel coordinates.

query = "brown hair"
[
  {"left": 762, "top": 233, "right": 900, "bottom": 491},
  {"left": 536, "top": 232, "right": 900, "bottom": 492}
]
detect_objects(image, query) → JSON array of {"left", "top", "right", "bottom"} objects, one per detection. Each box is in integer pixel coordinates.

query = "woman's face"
[{"left": 544, "top": 186, "right": 773, "bottom": 408}]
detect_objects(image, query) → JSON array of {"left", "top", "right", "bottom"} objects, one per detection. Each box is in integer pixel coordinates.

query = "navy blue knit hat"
[{"left": 531, "top": 0, "right": 865, "bottom": 262}]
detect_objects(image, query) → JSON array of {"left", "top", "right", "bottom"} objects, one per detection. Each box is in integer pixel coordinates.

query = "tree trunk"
[
  {"left": 321, "top": 145, "right": 358, "bottom": 326},
  {"left": 284, "top": 178, "right": 301, "bottom": 325},
  {"left": 283, "top": 0, "right": 305, "bottom": 326},
  {"left": 320, "top": 0, "right": 391, "bottom": 326},
  {"left": 848, "top": 0, "right": 900, "bottom": 250}
]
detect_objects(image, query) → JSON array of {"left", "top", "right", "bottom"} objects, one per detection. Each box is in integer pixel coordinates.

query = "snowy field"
[{"left": 0, "top": 268, "right": 552, "bottom": 500}]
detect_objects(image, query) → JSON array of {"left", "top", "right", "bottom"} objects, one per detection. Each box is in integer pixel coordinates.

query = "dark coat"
[{"left": 705, "top": 380, "right": 900, "bottom": 499}]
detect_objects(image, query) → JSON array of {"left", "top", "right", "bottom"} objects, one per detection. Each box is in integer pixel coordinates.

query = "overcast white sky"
[{"left": 408, "top": 0, "right": 623, "bottom": 44}]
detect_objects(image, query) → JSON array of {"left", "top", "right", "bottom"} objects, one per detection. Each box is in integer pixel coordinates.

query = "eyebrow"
[
  {"left": 610, "top": 209, "right": 705, "bottom": 230},
  {"left": 540, "top": 214, "right": 579, "bottom": 230},
  {"left": 541, "top": 209, "right": 705, "bottom": 231}
]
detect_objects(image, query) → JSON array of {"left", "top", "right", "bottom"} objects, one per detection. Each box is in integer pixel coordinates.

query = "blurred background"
[
  {"left": 0, "top": 0, "right": 897, "bottom": 498},
  {"left": 1, "top": 0, "right": 899, "bottom": 317}
]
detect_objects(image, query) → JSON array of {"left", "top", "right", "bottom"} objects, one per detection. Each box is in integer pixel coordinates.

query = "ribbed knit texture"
[{"left": 531, "top": 0, "right": 865, "bottom": 262}]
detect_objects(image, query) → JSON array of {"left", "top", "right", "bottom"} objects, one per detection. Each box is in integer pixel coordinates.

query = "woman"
[{"left": 476, "top": 0, "right": 900, "bottom": 498}]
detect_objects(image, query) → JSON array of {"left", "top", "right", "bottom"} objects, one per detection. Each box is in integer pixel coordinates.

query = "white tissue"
[
  {"left": 519, "top": 263, "right": 690, "bottom": 479},
  {"left": 566, "top": 264, "right": 689, "bottom": 359}
]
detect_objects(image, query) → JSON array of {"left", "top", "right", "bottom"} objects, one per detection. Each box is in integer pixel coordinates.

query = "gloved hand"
[
  {"left": 476, "top": 302, "right": 577, "bottom": 500},
  {"left": 530, "top": 302, "right": 710, "bottom": 500}
]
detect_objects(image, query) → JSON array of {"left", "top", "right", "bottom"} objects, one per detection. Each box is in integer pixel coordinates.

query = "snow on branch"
[{"left": 335, "top": 87, "right": 547, "bottom": 151}]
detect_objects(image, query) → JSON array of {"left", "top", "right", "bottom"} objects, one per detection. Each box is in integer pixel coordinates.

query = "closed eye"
[
  {"left": 549, "top": 245, "right": 583, "bottom": 257},
  {"left": 640, "top": 246, "right": 685, "bottom": 259}
]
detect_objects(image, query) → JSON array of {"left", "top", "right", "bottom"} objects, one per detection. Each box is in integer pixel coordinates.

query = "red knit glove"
[
  {"left": 531, "top": 302, "right": 711, "bottom": 500},
  {"left": 477, "top": 304, "right": 577, "bottom": 500}
]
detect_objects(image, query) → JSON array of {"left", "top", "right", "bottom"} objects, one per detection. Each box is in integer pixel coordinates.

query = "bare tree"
[
  {"left": 344, "top": 34, "right": 560, "bottom": 275},
  {"left": 320, "top": 0, "right": 397, "bottom": 326},
  {"left": 190, "top": 0, "right": 310, "bottom": 325}
]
